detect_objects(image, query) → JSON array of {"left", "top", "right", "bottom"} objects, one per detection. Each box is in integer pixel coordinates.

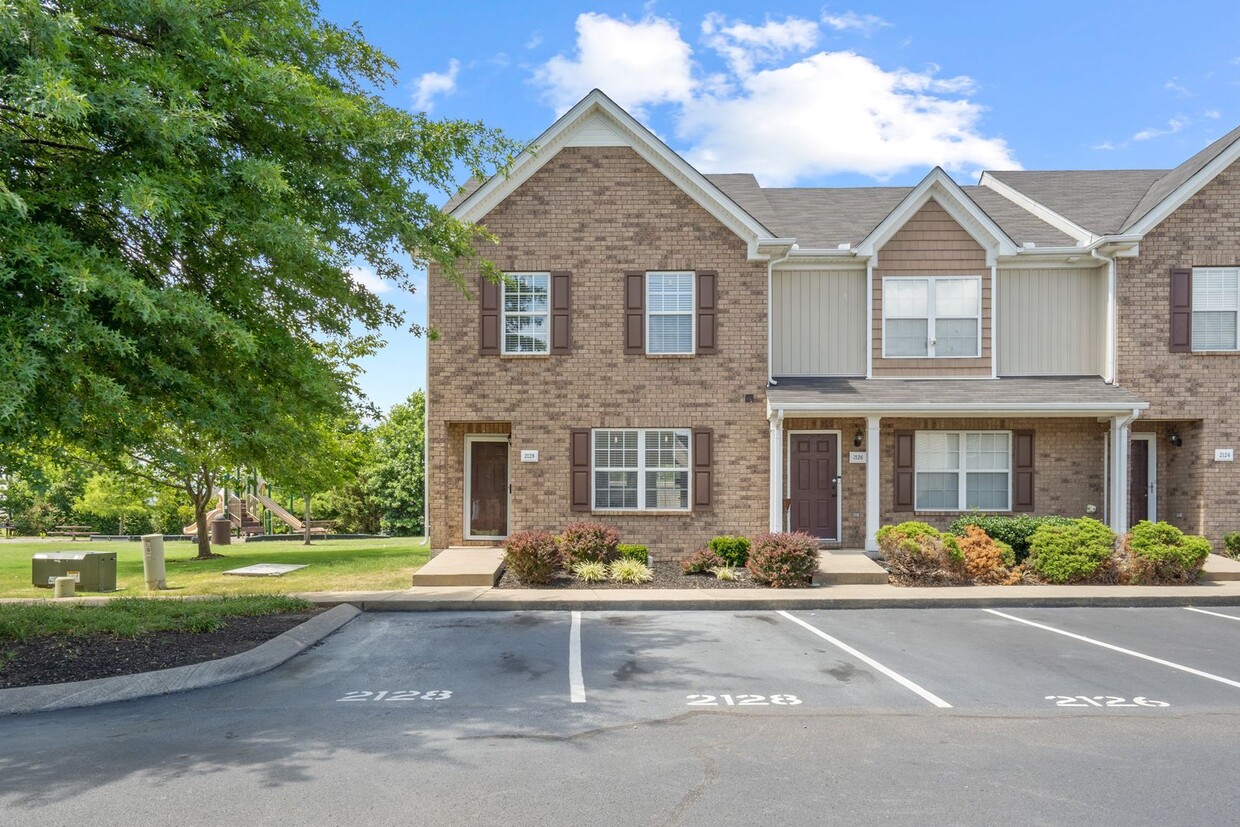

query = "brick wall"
[{"left": 427, "top": 146, "right": 770, "bottom": 560}]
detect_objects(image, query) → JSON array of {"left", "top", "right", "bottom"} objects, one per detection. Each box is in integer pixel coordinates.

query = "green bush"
[
  {"left": 1123, "top": 520, "right": 1211, "bottom": 584},
  {"left": 1224, "top": 532, "right": 1240, "bottom": 560},
  {"left": 617, "top": 544, "right": 649, "bottom": 564},
  {"left": 560, "top": 521, "right": 620, "bottom": 565},
  {"left": 876, "top": 522, "right": 966, "bottom": 585},
  {"left": 503, "top": 530, "right": 563, "bottom": 585},
  {"left": 707, "top": 535, "right": 751, "bottom": 566},
  {"left": 1025, "top": 517, "right": 1117, "bottom": 584},
  {"left": 745, "top": 532, "right": 819, "bottom": 588},
  {"left": 948, "top": 513, "right": 1076, "bottom": 560},
  {"left": 609, "top": 558, "right": 653, "bottom": 584},
  {"left": 571, "top": 560, "right": 609, "bottom": 583},
  {"left": 680, "top": 548, "right": 725, "bottom": 574}
]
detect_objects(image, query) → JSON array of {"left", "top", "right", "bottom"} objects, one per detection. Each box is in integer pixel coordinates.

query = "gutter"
[
  {"left": 761, "top": 241, "right": 796, "bottom": 386},
  {"left": 1091, "top": 247, "right": 1118, "bottom": 384}
]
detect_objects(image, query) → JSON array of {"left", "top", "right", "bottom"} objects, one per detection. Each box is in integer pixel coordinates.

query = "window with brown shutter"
[
  {"left": 893, "top": 431, "right": 915, "bottom": 512},
  {"left": 1012, "top": 431, "right": 1035, "bottom": 512},
  {"left": 570, "top": 429, "right": 591, "bottom": 512},
  {"left": 479, "top": 275, "right": 500, "bottom": 355},
  {"left": 624, "top": 271, "right": 645, "bottom": 354},
  {"left": 551, "top": 270, "right": 572, "bottom": 354},
  {"left": 1170, "top": 267, "right": 1192, "bottom": 353},
  {"left": 696, "top": 270, "right": 717, "bottom": 354},
  {"left": 692, "top": 428, "right": 713, "bottom": 509}
]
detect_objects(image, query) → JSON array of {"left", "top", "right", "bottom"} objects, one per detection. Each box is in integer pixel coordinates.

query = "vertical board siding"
[
  {"left": 772, "top": 269, "right": 867, "bottom": 375},
  {"left": 998, "top": 267, "right": 1105, "bottom": 376}
]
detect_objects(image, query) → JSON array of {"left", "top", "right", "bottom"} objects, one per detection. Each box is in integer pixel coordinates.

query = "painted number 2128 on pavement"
[{"left": 686, "top": 694, "right": 801, "bottom": 706}]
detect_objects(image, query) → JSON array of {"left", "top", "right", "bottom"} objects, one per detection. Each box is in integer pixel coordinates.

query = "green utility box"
[{"left": 32, "top": 552, "right": 118, "bottom": 591}]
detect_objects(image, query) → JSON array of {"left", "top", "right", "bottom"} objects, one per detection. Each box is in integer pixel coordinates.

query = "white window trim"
[
  {"left": 591, "top": 428, "right": 692, "bottom": 512},
  {"left": 645, "top": 271, "right": 696, "bottom": 356},
  {"left": 501, "top": 272, "right": 551, "bottom": 355},
  {"left": 882, "top": 276, "right": 983, "bottom": 359},
  {"left": 1190, "top": 266, "right": 1240, "bottom": 353},
  {"left": 914, "top": 429, "right": 1012, "bottom": 512}
]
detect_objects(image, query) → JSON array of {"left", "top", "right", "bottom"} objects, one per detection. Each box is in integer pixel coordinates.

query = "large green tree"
[
  {"left": 368, "top": 390, "right": 425, "bottom": 536},
  {"left": 0, "top": 1, "right": 511, "bottom": 517}
]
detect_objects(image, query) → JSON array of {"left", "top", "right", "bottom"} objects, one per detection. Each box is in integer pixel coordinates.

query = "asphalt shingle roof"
[{"left": 768, "top": 376, "right": 1147, "bottom": 410}]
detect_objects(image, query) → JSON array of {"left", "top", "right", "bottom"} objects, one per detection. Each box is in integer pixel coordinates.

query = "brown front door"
[
  {"left": 1129, "top": 438, "right": 1149, "bottom": 525},
  {"left": 468, "top": 439, "right": 508, "bottom": 537},
  {"left": 789, "top": 433, "right": 838, "bottom": 540}
]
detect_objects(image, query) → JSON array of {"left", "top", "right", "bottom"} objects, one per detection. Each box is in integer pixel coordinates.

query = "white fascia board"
[
  {"left": 855, "top": 168, "right": 1019, "bottom": 263},
  {"left": 1124, "top": 138, "right": 1240, "bottom": 235},
  {"left": 449, "top": 90, "right": 776, "bottom": 260},
  {"left": 996, "top": 235, "right": 1141, "bottom": 266},
  {"left": 770, "top": 401, "right": 1150, "bottom": 416},
  {"left": 978, "top": 172, "right": 1097, "bottom": 246}
]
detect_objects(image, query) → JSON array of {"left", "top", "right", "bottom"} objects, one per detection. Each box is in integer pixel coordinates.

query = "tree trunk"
[
  {"left": 118, "top": 513, "right": 125, "bottom": 535},
  {"left": 193, "top": 494, "right": 212, "bottom": 559},
  {"left": 303, "top": 493, "right": 312, "bottom": 546}
]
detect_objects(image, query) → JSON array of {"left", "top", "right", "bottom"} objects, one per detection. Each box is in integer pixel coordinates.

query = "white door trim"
[
  {"left": 1131, "top": 432, "right": 1157, "bottom": 523},
  {"left": 464, "top": 434, "right": 510, "bottom": 541},
  {"left": 786, "top": 429, "right": 843, "bottom": 542}
]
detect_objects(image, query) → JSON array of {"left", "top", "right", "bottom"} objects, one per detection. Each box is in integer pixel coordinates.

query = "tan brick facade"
[{"left": 427, "top": 146, "right": 770, "bottom": 560}]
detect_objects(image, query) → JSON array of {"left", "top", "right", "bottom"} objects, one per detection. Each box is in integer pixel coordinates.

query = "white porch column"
[
  {"left": 1109, "top": 412, "right": 1137, "bottom": 534},
  {"left": 865, "top": 415, "right": 881, "bottom": 551},
  {"left": 769, "top": 411, "right": 785, "bottom": 532}
]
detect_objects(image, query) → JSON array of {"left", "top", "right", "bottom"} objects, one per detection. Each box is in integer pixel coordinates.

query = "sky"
[{"left": 316, "top": 0, "right": 1240, "bottom": 415}]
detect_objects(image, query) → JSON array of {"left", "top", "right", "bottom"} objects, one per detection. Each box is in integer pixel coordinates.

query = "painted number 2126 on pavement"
[{"left": 686, "top": 694, "right": 801, "bottom": 706}]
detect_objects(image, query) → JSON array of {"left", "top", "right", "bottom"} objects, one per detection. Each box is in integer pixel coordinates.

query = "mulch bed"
[
  {"left": 0, "top": 609, "right": 325, "bottom": 690},
  {"left": 495, "top": 560, "right": 761, "bottom": 589}
]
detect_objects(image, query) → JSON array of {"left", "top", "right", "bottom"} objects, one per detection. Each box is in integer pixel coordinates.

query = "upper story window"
[
  {"left": 593, "top": 428, "right": 690, "bottom": 511},
  {"left": 646, "top": 272, "right": 695, "bottom": 355},
  {"left": 915, "top": 431, "right": 1011, "bottom": 512},
  {"left": 883, "top": 277, "right": 981, "bottom": 359},
  {"left": 1192, "top": 267, "right": 1240, "bottom": 352},
  {"left": 502, "top": 273, "right": 550, "bottom": 354}
]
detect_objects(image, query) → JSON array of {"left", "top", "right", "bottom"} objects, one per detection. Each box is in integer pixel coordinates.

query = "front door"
[
  {"left": 1129, "top": 437, "right": 1151, "bottom": 524},
  {"left": 789, "top": 433, "right": 838, "bottom": 540},
  {"left": 467, "top": 438, "right": 508, "bottom": 539}
]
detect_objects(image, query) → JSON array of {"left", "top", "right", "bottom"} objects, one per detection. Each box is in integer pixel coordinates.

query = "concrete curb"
[{"left": 0, "top": 603, "right": 360, "bottom": 717}]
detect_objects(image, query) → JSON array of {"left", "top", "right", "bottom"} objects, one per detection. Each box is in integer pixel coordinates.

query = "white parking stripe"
[
  {"left": 986, "top": 609, "right": 1240, "bottom": 690},
  {"left": 569, "top": 611, "right": 586, "bottom": 703},
  {"left": 1185, "top": 607, "right": 1240, "bottom": 622},
  {"left": 778, "top": 611, "right": 952, "bottom": 708}
]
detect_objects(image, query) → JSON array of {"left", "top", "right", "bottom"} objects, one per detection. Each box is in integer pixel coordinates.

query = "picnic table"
[
  {"left": 47, "top": 525, "right": 97, "bottom": 540},
  {"left": 307, "top": 520, "right": 337, "bottom": 536}
]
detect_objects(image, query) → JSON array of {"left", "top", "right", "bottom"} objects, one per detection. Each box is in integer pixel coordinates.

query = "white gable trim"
[
  {"left": 854, "top": 168, "right": 1019, "bottom": 265},
  {"left": 449, "top": 90, "right": 778, "bottom": 260},
  {"left": 978, "top": 172, "right": 1096, "bottom": 246},
  {"left": 1124, "top": 137, "right": 1240, "bottom": 236}
]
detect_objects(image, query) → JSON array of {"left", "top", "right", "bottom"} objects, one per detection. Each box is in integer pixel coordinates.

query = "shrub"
[
  {"left": 956, "top": 526, "right": 1012, "bottom": 584},
  {"left": 571, "top": 560, "right": 609, "bottom": 583},
  {"left": 707, "top": 535, "right": 751, "bottom": 566},
  {"left": 711, "top": 566, "right": 739, "bottom": 581},
  {"left": 1025, "top": 517, "right": 1117, "bottom": 584},
  {"left": 680, "top": 548, "right": 725, "bottom": 574},
  {"left": 948, "top": 513, "right": 1076, "bottom": 561},
  {"left": 1224, "top": 532, "right": 1240, "bottom": 560},
  {"left": 503, "top": 530, "right": 563, "bottom": 585},
  {"left": 746, "top": 532, "right": 819, "bottom": 588},
  {"left": 609, "top": 558, "right": 653, "bottom": 584},
  {"left": 560, "top": 521, "right": 620, "bottom": 565},
  {"left": 617, "top": 544, "right": 649, "bottom": 564},
  {"left": 877, "top": 522, "right": 966, "bottom": 586},
  {"left": 1122, "top": 520, "right": 1212, "bottom": 584}
]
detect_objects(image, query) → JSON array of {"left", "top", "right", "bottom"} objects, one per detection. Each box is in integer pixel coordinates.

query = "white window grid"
[
  {"left": 914, "top": 430, "right": 1012, "bottom": 512},
  {"left": 501, "top": 272, "right": 550, "bottom": 355},
  {"left": 1192, "top": 267, "right": 1240, "bottom": 352},
  {"left": 592, "top": 429, "right": 691, "bottom": 511},
  {"left": 646, "top": 272, "right": 695, "bottom": 355},
  {"left": 882, "top": 276, "right": 982, "bottom": 359}
]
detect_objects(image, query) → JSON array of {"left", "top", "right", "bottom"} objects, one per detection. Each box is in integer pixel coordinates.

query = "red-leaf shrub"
[
  {"left": 680, "top": 548, "right": 725, "bottom": 574},
  {"left": 746, "top": 532, "right": 819, "bottom": 588},
  {"left": 503, "top": 530, "right": 563, "bottom": 585},
  {"left": 560, "top": 521, "right": 621, "bottom": 564}
]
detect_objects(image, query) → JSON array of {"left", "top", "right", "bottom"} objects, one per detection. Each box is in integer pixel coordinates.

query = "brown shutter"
[
  {"left": 551, "top": 270, "right": 572, "bottom": 354},
  {"left": 479, "top": 275, "right": 500, "bottom": 355},
  {"left": 624, "top": 271, "right": 645, "bottom": 354},
  {"left": 1170, "top": 267, "right": 1192, "bottom": 353},
  {"left": 696, "top": 270, "right": 717, "bottom": 354},
  {"left": 692, "top": 428, "right": 713, "bottom": 509},
  {"left": 893, "top": 431, "right": 915, "bottom": 512},
  {"left": 1012, "top": 431, "right": 1035, "bottom": 513},
  {"left": 570, "top": 429, "right": 591, "bottom": 512}
]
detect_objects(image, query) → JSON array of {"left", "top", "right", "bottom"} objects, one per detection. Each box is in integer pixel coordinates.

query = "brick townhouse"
[{"left": 426, "top": 90, "right": 1240, "bottom": 559}]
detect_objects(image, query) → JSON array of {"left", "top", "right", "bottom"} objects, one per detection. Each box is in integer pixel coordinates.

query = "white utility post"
[
  {"left": 865, "top": 415, "right": 881, "bottom": 552},
  {"left": 768, "top": 410, "right": 784, "bottom": 532}
]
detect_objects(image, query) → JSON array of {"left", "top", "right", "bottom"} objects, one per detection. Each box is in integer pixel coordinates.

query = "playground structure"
[{"left": 182, "top": 475, "right": 329, "bottom": 537}]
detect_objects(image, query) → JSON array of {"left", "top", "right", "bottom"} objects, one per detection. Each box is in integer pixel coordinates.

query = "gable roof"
[{"left": 1121, "top": 123, "right": 1240, "bottom": 232}]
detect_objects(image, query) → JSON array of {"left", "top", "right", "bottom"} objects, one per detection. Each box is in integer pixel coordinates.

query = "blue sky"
[{"left": 318, "top": 0, "right": 1240, "bottom": 414}]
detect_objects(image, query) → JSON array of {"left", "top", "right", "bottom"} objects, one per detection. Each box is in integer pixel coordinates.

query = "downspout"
[
  {"left": 1092, "top": 248, "right": 1117, "bottom": 384},
  {"left": 767, "top": 248, "right": 792, "bottom": 386}
]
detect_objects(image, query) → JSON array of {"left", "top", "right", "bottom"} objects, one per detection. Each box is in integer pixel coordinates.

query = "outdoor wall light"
[
  {"left": 853, "top": 429, "right": 864, "bottom": 448},
  {"left": 1168, "top": 431, "right": 1183, "bottom": 447}
]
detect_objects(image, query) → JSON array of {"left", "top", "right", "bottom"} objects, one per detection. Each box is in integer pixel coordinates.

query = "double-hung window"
[
  {"left": 646, "top": 272, "right": 695, "bottom": 355},
  {"left": 592, "top": 429, "right": 690, "bottom": 510},
  {"left": 915, "top": 431, "right": 1011, "bottom": 511},
  {"left": 883, "top": 277, "right": 981, "bottom": 358},
  {"left": 502, "top": 272, "right": 550, "bottom": 354},
  {"left": 1192, "top": 267, "right": 1240, "bottom": 351}
]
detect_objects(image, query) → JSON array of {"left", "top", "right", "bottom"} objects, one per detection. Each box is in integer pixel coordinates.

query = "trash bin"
[
  {"left": 210, "top": 516, "right": 232, "bottom": 546},
  {"left": 32, "top": 552, "right": 117, "bottom": 591},
  {"left": 141, "top": 533, "right": 166, "bottom": 590}
]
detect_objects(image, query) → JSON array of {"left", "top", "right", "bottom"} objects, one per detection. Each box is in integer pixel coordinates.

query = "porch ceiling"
[{"left": 768, "top": 376, "right": 1148, "bottom": 417}]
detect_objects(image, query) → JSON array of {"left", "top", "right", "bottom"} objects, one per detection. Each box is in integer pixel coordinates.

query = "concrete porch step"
[
  {"left": 411, "top": 547, "right": 505, "bottom": 587},
  {"left": 813, "top": 549, "right": 889, "bottom": 586},
  {"left": 1201, "top": 553, "right": 1240, "bottom": 581}
]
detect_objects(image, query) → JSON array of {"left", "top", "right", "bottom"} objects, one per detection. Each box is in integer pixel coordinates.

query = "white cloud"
[
  {"left": 1133, "top": 115, "right": 1190, "bottom": 141},
  {"left": 1164, "top": 78, "right": 1192, "bottom": 97},
  {"left": 821, "top": 9, "right": 891, "bottom": 35},
  {"left": 349, "top": 265, "right": 391, "bottom": 295},
  {"left": 701, "top": 13, "right": 819, "bottom": 77},
  {"left": 1092, "top": 141, "right": 1116, "bottom": 151},
  {"left": 1204, "top": 109, "right": 1221, "bottom": 119},
  {"left": 533, "top": 13, "right": 695, "bottom": 116},
  {"left": 413, "top": 59, "right": 460, "bottom": 112},
  {"left": 525, "top": 31, "right": 543, "bottom": 50}
]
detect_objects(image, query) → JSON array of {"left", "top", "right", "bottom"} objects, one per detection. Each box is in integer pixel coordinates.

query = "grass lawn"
[{"left": 0, "top": 536, "right": 429, "bottom": 599}]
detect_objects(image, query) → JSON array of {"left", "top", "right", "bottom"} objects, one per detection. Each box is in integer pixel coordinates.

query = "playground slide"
[
  {"left": 250, "top": 491, "right": 304, "bottom": 532},
  {"left": 182, "top": 506, "right": 226, "bottom": 535}
]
